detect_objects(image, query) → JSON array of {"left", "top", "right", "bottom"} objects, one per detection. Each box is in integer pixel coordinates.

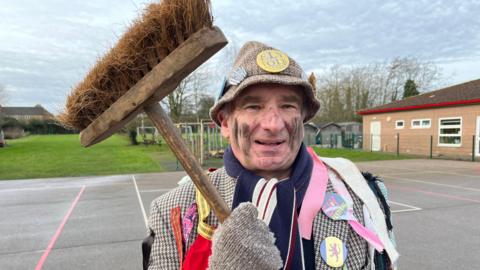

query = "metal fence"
[
  {"left": 316, "top": 133, "right": 363, "bottom": 149},
  {"left": 364, "top": 133, "right": 479, "bottom": 161},
  {"left": 176, "top": 121, "right": 228, "bottom": 164},
  {"left": 176, "top": 121, "right": 228, "bottom": 165},
  {"left": 137, "top": 121, "right": 227, "bottom": 165}
]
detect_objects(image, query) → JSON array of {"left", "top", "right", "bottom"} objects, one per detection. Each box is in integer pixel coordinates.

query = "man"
[{"left": 145, "top": 41, "right": 398, "bottom": 270}]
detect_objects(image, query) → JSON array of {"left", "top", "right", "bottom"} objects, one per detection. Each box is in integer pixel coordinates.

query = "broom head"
[{"left": 58, "top": 0, "right": 213, "bottom": 131}]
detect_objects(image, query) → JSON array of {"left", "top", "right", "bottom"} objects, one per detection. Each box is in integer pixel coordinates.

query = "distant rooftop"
[
  {"left": 0, "top": 105, "right": 53, "bottom": 117},
  {"left": 357, "top": 79, "right": 480, "bottom": 115}
]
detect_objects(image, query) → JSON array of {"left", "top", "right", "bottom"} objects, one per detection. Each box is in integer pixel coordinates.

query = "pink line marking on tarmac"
[
  {"left": 389, "top": 184, "right": 480, "bottom": 204},
  {"left": 35, "top": 185, "right": 86, "bottom": 270}
]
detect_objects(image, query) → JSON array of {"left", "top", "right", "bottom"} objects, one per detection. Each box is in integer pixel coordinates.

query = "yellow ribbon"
[{"left": 195, "top": 188, "right": 216, "bottom": 240}]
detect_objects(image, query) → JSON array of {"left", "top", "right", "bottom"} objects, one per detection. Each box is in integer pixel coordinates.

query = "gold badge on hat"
[{"left": 256, "top": 49, "right": 290, "bottom": 73}]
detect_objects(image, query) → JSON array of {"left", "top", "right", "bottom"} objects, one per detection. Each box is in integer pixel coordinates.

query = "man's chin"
[{"left": 253, "top": 157, "right": 290, "bottom": 171}]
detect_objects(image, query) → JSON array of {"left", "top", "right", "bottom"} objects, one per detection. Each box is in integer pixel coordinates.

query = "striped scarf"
[{"left": 224, "top": 144, "right": 313, "bottom": 270}]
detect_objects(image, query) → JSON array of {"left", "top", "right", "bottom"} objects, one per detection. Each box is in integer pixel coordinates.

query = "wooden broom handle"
[{"left": 144, "top": 103, "right": 230, "bottom": 223}]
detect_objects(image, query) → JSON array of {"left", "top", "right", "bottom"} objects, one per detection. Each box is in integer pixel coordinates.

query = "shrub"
[
  {"left": 128, "top": 129, "right": 138, "bottom": 145},
  {"left": 23, "top": 119, "right": 77, "bottom": 134},
  {"left": 0, "top": 117, "right": 22, "bottom": 129},
  {"left": 0, "top": 117, "right": 25, "bottom": 139}
]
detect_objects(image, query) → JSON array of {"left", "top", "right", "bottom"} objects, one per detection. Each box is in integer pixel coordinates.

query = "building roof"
[
  {"left": 319, "top": 122, "right": 341, "bottom": 129},
  {"left": 0, "top": 105, "right": 53, "bottom": 117},
  {"left": 336, "top": 121, "right": 362, "bottom": 127},
  {"left": 357, "top": 79, "right": 480, "bottom": 115},
  {"left": 304, "top": 122, "right": 319, "bottom": 132}
]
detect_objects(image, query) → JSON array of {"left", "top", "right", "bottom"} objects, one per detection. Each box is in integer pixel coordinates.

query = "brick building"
[
  {"left": 358, "top": 79, "right": 480, "bottom": 160},
  {"left": 0, "top": 105, "right": 53, "bottom": 122}
]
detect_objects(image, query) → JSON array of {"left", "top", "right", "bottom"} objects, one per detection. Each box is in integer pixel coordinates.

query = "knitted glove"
[{"left": 208, "top": 202, "right": 283, "bottom": 270}]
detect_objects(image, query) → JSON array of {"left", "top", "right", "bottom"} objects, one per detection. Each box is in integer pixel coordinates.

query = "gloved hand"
[{"left": 208, "top": 202, "right": 283, "bottom": 270}]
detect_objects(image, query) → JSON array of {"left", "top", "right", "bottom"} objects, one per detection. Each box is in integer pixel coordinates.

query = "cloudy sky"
[{"left": 1, "top": 0, "right": 479, "bottom": 114}]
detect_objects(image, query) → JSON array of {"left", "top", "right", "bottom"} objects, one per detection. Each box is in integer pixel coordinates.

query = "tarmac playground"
[{"left": 1, "top": 158, "right": 479, "bottom": 269}]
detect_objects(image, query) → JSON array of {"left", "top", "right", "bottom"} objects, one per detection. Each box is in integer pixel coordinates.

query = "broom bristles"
[{"left": 58, "top": 0, "right": 213, "bottom": 130}]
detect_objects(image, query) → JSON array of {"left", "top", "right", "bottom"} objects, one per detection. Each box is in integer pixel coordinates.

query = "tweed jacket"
[{"left": 147, "top": 157, "right": 397, "bottom": 270}]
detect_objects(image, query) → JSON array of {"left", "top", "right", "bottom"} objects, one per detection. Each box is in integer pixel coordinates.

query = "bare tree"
[
  {"left": 162, "top": 64, "right": 212, "bottom": 123},
  {"left": 314, "top": 57, "right": 443, "bottom": 123},
  {"left": 197, "top": 95, "right": 215, "bottom": 120},
  {"left": 378, "top": 57, "right": 442, "bottom": 102},
  {"left": 315, "top": 66, "right": 347, "bottom": 123},
  {"left": 163, "top": 42, "right": 240, "bottom": 123}
]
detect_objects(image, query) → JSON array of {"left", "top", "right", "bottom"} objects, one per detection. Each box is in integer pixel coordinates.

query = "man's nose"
[{"left": 259, "top": 107, "right": 285, "bottom": 132}]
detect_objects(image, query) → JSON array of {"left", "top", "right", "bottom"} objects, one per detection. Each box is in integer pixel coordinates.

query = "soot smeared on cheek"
[
  {"left": 287, "top": 117, "right": 303, "bottom": 150},
  {"left": 232, "top": 119, "right": 239, "bottom": 147},
  {"left": 232, "top": 120, "right": 251, "bottom": 156},
  {"left": 239, "top": 123, "right": 251, "bottom": 156}
]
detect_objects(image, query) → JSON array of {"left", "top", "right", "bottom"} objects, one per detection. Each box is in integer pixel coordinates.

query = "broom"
[{"left": 58, "top": 0, "right": 231, "bottom": 222}]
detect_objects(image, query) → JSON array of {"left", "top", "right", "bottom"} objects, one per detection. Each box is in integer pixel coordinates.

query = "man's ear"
[{"left": 218, "top": 112, "right": 230, "bottom": 139}]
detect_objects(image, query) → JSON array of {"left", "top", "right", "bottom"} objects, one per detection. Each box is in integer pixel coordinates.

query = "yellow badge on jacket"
[
  {"left": 320, "top": 236, "right": 348, "bottom": 267},
  {"left": 256, "top": 49, "right": 289, "bottom": 73}
]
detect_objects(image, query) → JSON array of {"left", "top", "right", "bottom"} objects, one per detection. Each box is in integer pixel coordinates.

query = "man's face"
[{"left": 220, "top": 84, "right": 305, "bottom": 179}]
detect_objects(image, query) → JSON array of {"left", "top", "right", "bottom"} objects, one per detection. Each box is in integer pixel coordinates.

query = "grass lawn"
[
  {"left": 312, "top": 147, "right": 415, "bottom": 162},
  {"left": 0, "top": 134, "right": 177, "bottom": 180},
  {"left": 0, "top": 134, "right": 416, "bottom": 180}
]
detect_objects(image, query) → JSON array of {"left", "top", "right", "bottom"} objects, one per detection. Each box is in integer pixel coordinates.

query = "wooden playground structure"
[{"left": 137, "top": 120, "right": 226, "bottom": 165}]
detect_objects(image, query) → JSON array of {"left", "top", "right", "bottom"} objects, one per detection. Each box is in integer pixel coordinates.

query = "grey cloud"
[
  {"left": 215, "top": 0, "right": 480, "bottom": 65},
  {"left": 1, "top": 0, "right": 479, "bottom": 113}
]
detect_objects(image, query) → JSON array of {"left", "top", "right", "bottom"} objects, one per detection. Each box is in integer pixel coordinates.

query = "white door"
[
  {"left": 476, "top": 116, "right": 480, "bottom": 157},
  {"left": 370, "top": 121, "right": 381, "bottom": 151}
]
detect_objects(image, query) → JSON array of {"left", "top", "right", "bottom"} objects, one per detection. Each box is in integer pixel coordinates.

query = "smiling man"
[
  {"left": 145, "top": 41, "right": 399, "bottom": 270},
  {"left": 218, "top": 84, "right": 305, "bottom": 179}
]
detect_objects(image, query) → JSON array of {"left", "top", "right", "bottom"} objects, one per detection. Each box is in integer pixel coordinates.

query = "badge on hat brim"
[
  {"left": 228, "top": 66, "right": 247, "bottom": 86},
  {"left": 320, "top": 236, "right": 348, "bottom": 268},
  {"left": 256, "top": 49, "right": 289, "bottom": 73},
  {"left": 215, "top": 77, "right": 228, "bottom": 101}
]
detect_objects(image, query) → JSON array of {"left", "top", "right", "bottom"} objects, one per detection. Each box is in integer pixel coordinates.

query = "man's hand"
[{"left": 208, "top": 202, "right": 283, "bottom": 270}]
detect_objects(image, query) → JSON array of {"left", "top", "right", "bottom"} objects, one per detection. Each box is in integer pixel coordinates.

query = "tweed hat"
[{"left": 209, "top": 41, "right": 320, "bottom": 126}]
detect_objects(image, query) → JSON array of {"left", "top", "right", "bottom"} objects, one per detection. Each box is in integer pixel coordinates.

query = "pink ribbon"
[
  {"left": 329, "top": 168, "right": 385, "bottom": 252},
  {"left": 349, "top": 220, "right": 384, "bottom": 252},
  {"left": 298, "top": 147, "right": 329, "bottom": 240}
]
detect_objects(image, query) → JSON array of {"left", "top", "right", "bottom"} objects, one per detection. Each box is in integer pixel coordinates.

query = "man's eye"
[
  {"left": 282, "top": 104, "right": 297, "bottom": 109},
  {"left": 245, "top": 105, "right": 261, "bottom": 110}
]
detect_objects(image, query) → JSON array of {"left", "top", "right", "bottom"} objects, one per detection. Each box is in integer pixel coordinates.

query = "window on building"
[
  {"left": 395, "top": 120, "right": 404, "bottom": 129},
  {"left": 438, "top": 117, "right": 462, "bottom": 146},
  {"left": 411, "top": 118, "right": 431, "bottom": 129}
]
